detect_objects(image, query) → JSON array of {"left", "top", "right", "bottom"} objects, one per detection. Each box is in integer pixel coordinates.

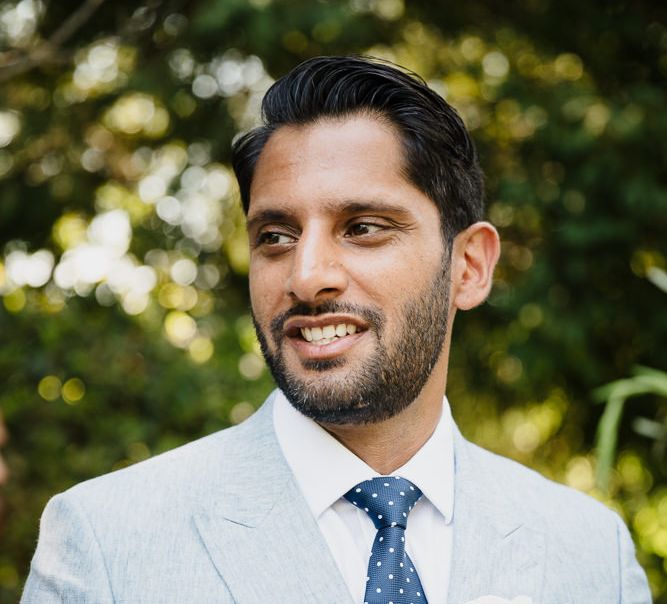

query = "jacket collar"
[
  {"left": 192, "top": 394, "right": 353, "bottom": 603},
  {"left": 193, "top": 393, "right": 547, "bottom": 603},
  {"left": 446, "top": 423, "right": 546, "bottom": 603}
]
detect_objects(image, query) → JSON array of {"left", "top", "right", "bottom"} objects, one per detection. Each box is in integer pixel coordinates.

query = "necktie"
[{"left": 344, "top": 477, "right": 427, "bottom": 604}]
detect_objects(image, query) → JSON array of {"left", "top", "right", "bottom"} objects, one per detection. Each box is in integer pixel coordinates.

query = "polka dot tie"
[{"left": 344, "top": 477, "right": 428, "bottom": 604}]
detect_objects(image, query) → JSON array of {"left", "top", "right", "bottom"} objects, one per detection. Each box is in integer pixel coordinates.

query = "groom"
[{"left": 23, "top": 56, "right": 650, "bottom": 603}]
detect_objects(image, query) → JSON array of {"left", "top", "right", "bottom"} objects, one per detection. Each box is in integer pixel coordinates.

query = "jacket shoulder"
[
  {"left": 463, "top": 438, "right": 623, "bottom": 536},
  {"left": 61, "top": 398, "right": 279, "bottom": 512}
]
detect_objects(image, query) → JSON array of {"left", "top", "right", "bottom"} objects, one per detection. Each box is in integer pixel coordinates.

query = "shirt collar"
[{"left": 273, "top": 390, "right": 454, "bottom": 524}]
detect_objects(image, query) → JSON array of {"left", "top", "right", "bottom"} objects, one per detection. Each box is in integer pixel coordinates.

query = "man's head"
[
  {"left": 233, "top": 55, "right": 484, "bottom": 244},
  {"left": 232, "top": 57, "right": 499, "bottom": 426}
]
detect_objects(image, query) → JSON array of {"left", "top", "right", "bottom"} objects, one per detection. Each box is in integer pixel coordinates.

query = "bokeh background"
[{"left": 1, "top": 0, "right": 666, "bottom": 601}]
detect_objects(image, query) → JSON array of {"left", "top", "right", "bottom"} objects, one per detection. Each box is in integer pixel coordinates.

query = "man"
[{"left": 23, "top": 56, "right": 650, "bottom": 603}]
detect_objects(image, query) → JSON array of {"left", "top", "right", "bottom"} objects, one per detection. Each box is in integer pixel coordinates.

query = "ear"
[{"left": 450, "top": 221, "right": 500, "bottom": 311}]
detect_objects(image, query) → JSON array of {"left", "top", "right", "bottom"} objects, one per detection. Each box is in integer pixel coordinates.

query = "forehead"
[{"left": 248, "top": 115, "right": 430, "bottom": 219}]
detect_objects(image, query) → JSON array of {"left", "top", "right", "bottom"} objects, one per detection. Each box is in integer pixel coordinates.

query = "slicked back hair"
[{"left": 231, "top": 55, "right": 484, "bottom": 242}]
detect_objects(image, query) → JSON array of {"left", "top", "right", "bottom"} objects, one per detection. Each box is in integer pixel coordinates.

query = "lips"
[
  {"left": 300, "top": 322, "right": 358, "bottom": 345},
  {"left": 283, "top": 314, "right": 368, "bottom": 359}
]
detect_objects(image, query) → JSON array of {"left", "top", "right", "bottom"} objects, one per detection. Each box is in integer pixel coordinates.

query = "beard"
[{"left": 253, "top": 256, "right": 451, "bottom": 425}]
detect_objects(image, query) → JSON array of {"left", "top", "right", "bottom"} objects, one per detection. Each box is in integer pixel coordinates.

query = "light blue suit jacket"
[{"left": 22, "top": 390, "right": 651, "bottom": 603}]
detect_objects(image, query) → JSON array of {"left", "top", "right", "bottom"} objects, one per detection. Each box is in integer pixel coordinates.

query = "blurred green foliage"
[
  {"left": 595, "top": 363, "right": 667, "bottom": 492},
  {"left": 0, "top": 0, "right": 666, "bottom": 601}
]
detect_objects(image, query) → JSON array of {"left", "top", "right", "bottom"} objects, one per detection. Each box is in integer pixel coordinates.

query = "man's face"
[{"left": 247, "top": 115, "right": 452, "bottom": 424}]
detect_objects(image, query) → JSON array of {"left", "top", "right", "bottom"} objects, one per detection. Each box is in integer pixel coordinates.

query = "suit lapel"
[
  {"left": 191, "top": 395, "right": 548, "bottom": 603},
  {"left": 447, "top": 426, "right": 546, "bottom": 604},
  {"left": 192, "top": 396, "right": 352, "bottom": 603}
]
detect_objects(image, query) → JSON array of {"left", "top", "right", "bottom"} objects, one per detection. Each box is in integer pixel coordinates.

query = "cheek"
[
  {"left": 248, "top": 272, "right": 266, "bottom": 315},
  {"left": 346, "top": 248, "right": 438, "bottom": 298},
  {"left": 249, "top": 268, "right": 281, "bottom": 320}
]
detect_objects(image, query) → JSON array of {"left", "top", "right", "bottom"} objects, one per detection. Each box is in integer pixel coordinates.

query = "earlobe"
[{"left": 451, "top": 221, "right": 500, "bottom": 311}]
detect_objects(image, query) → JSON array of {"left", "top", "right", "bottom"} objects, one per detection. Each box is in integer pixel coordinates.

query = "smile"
[
  {"left": 282, "top": 314, "right": 369, "bottom": 360},
  {"left": 300, "top": 323, "right": 358, "bottom": 345}
]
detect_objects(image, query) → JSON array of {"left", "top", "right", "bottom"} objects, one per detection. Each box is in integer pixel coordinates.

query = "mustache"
[{"left": 269, "top": 300, "right": 385, "bottom": 338}]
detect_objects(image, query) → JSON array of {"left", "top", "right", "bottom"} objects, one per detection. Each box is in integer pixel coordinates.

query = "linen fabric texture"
[{"left": 22, "top": 390, "right": 651, "bottom": 604}]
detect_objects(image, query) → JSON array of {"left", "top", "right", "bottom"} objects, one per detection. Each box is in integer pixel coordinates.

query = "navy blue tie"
[{"left": 344, "top": 477, "right": 428, "bottom": 604}]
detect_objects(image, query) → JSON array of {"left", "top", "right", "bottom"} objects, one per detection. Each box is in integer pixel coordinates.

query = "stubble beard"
[{"left": 253, "top": 257, "right": 451, "bottom": 425}]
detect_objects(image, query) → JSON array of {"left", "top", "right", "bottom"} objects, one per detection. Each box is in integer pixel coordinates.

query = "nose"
[{"left": 286, "top": 227, "right": 348, "bottom": 304}]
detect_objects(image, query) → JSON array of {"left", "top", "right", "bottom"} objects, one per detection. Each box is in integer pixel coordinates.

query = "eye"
[
  {"left": 346, "top": 222, "right": 384, "bottom": 237},
  {"left": 257, "top": 231, "right": 296, "bottom": 246}
]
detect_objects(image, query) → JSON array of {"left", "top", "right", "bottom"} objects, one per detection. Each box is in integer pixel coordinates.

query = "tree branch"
[{"left": 0, "top": 0, "right": 107, "bottom": 83}]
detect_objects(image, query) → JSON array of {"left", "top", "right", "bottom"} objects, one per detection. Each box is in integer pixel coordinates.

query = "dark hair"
[{"left": 231, "top": 55, "right": 484, "bottom": 241}]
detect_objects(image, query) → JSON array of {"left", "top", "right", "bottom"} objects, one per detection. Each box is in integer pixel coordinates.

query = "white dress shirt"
[{"left": 273, "top": 391, "right": 454, "bottom": 604}]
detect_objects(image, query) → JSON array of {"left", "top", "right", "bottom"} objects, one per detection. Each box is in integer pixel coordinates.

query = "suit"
[{"left": 22, "top": 390, "right": 651, "bottom": 603}]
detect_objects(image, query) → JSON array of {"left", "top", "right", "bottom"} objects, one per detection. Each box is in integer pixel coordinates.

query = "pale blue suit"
[{"left": 22, "top": 390, "right": 651, "bottom": 603}]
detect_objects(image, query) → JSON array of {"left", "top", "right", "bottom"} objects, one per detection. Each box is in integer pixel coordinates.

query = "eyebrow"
[
  {"left": 246, "top": 209, "right": 291, "bottom": 233},
  {"left": 333, "top": 200, "right": 413, "bottom": 217},
  {"left": 246, "top": 199, "right": 414, "bottom": 231}
]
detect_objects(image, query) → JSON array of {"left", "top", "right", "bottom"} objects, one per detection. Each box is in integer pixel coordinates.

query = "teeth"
[{"left": 299, "top": 322, "right": 360, "bottom": 343}]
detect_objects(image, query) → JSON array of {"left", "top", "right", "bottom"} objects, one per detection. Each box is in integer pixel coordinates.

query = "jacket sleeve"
[
  {"left": 21, "top": 492, "right": 115, "bottom": 604},
  {"left": 616, "top": 513, "right": 652, "bottom": 604}
]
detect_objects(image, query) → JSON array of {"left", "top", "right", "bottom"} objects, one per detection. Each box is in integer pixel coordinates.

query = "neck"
[{"left": 318, "top": 369, "right": 446, "bottom": 474}]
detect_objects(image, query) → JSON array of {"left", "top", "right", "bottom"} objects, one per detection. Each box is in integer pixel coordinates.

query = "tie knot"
[{"left": 343, "top": 476, "right": 423, "bottom": 530}]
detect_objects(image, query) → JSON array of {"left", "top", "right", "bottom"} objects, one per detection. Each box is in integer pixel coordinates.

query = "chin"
[{"left": 288, "top": 392, "right": 414, "bottom": 426}]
